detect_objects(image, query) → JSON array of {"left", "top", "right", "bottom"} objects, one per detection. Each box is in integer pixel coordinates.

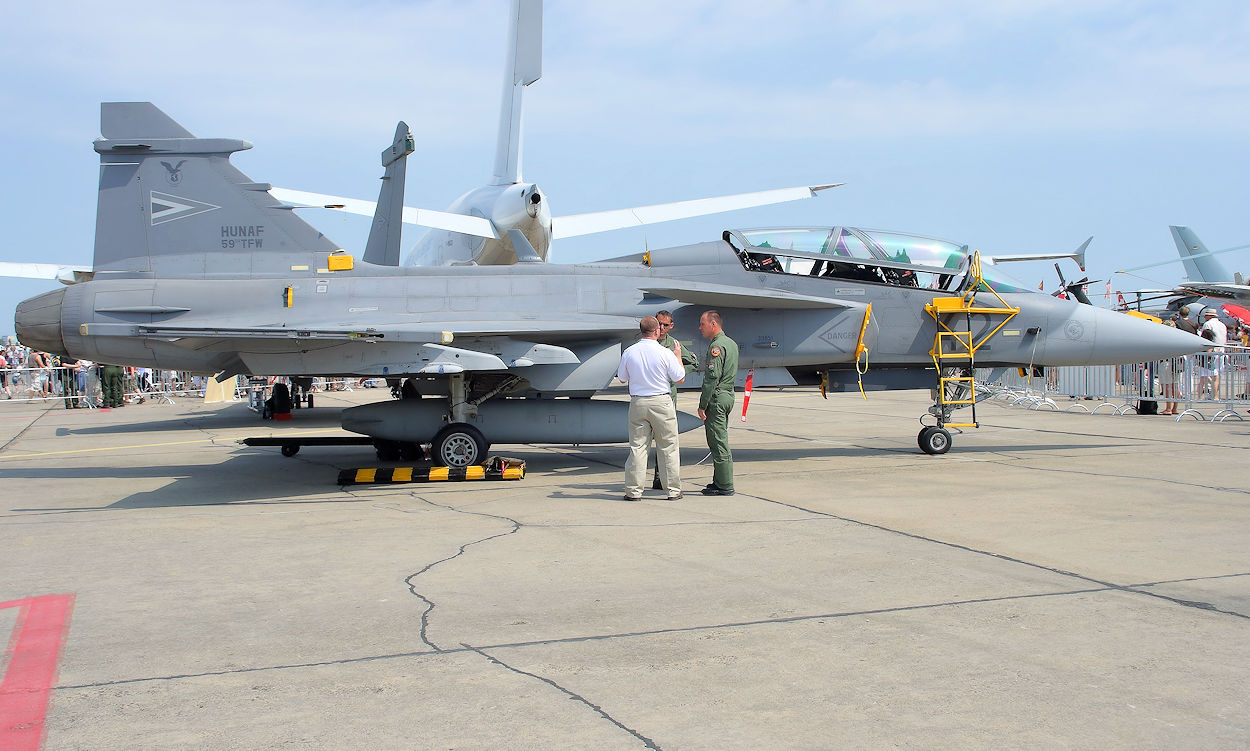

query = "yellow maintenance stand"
[{"left": 919, "top": 251, "right": 1019, "bottom": 454}]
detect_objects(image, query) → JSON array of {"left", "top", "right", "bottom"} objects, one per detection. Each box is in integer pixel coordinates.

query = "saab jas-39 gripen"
[{"left": 15, "top": 103, "right": 1207, "bottom": 463}]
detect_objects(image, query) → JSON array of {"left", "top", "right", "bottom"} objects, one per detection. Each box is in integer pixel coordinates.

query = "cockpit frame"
[{"left": 723, "top": 228, "right": 973, "bottom": 293}]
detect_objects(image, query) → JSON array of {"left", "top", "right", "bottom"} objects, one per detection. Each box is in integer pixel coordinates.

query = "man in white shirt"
[
  {"left": 617, "top": 316, "right": 687, "bottom": 501},
  {"left": 1200, "top": 308, "right": 1228, "bottom": 396}
]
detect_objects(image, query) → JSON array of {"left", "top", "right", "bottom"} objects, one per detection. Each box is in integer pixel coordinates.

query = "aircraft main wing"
[
  {"left": 0, "top": 262, "right": 93, "bottom": 285},
  {"left": 269, "top": 184, "right": 839, "bottom": 247},
  {"left": 1176, "top": 281, "right": 1250, "bottom": 301},
  {"left": 269, "top": 188, "right": 500, "bottom": 240},
  {"left": 86, "top": 312, "right": 642, "bottom": 343},
  {"left": 550, "top": 184, "right": 842, "bottom": 240},
  {"left": 81, "top": 311, "right": 644, "bottom": 376}
]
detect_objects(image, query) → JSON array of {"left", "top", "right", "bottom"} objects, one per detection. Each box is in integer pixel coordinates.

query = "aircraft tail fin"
[
  {"left": 362, "top": 122, "right": 415, "bottom": 266},
  {"left": 93, "top": 102, "right": 338, "bottom": 275},
  {"left": 490, "top": 0, "right": 542, "bottom": 186},
  {"left": 1170, "top": 225, "right": 1231, "bottom": 283}
]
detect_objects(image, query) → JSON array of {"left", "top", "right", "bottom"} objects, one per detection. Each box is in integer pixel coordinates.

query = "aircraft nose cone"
[{"left": 1089, "top": 307, "right": 1208, "bottom": 364}]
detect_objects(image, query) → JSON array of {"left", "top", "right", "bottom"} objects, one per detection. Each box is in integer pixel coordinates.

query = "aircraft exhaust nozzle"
[
  {"left": 14, "top": 287, "right": 68, "bottom": 356},
  {"left": 524, "top": 186, "right": 542, "bottom": 218}
]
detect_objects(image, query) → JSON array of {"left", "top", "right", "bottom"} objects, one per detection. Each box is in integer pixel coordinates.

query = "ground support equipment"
[{"left": 920, "top": 252, "right": 1019, "bottom": 454}]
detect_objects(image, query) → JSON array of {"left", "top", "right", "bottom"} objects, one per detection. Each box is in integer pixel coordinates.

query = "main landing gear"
[{"left": 371, "top": 423, "right": 490, "bottom": 467}]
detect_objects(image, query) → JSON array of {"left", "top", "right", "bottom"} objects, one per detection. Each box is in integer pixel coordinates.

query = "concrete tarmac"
[{"left": 0, "top": 387, "right": 1247, "bottom": 749}]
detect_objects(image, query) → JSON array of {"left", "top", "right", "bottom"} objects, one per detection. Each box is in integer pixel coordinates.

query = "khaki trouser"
[{"left": 625, "top": 394, "right": 681, "bottom": 497}]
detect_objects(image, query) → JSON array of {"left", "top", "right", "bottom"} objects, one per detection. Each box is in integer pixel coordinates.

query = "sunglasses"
[{"left": 658, "top": 321, "right": 674, "bottom": 327}]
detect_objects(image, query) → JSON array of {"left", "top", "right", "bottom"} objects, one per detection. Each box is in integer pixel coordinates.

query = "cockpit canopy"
[{"left": 725, "top": 227, "right": 1034, "bottom": 294}]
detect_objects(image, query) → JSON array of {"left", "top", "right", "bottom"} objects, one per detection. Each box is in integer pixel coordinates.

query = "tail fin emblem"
[
  {"left": 149, "top": 191, "right": 220, "bottom": 225},
  {"left": 160, "top": 160, "right": 187, "bottom": 185}
]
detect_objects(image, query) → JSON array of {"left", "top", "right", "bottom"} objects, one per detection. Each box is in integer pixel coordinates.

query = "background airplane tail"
[
  {"left": 93, "top": 102, "right": 338, "bottom": 275},
  {"left": 491, "top": 0, "right": 542, "bottom": 186},
  {"left": 1170, "top": 225, "right": 1231, "bottom": 283}
]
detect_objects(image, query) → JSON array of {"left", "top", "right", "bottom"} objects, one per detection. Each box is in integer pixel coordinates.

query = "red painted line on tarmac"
[{"left": 0, "top": 595, "right": 75, "bottom": 751}]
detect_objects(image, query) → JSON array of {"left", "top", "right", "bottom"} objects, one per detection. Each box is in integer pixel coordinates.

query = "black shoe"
[
  {"left": 652, "top": 478, "right": 663, "bottom": 490},
  {"left": 701, "top": 486, "right": 735, "bottom": 496}
]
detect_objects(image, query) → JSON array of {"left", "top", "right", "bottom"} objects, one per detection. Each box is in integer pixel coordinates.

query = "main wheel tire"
[
  {"left": 918, "top": 426, "right": 952, "bottom": 455},
  {"left": 280, "top": 443, "right": 300, "bottom": 457},
  {"left": 431, "top": 423, "right": 488, "bottom": 468}
]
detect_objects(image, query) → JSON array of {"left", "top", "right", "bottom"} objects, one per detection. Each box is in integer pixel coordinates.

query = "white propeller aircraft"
[{"left": 270, "top": 0, "right": 837, "bottom": 267}]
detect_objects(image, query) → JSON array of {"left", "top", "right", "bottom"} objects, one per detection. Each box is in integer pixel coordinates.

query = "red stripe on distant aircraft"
[{"left": 0, "top": 595, "right": 75, "bottom": 751}]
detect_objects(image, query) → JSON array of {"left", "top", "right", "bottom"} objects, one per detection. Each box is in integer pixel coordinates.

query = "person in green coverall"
[
  {"left": 650, "top": 310, "right": 698, "bottom": 489},
  {"left": 697, "top": 310, "right": 738, "bottom": 496},
  {"left": 101, "top": 364, "right": 125, "bottom": 408}
]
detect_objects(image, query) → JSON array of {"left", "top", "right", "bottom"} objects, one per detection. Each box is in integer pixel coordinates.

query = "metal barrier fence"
[
  {"left": 0, "top": 367, "right": 383, "bottom": 409},
  {"left": 976, "top": 347, "right": 1250, "bottom": 422}
]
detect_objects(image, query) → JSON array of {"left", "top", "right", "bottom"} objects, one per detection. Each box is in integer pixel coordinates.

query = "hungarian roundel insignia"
[{"left": 710, "top": 346, "right": 721, "bottom": 357}]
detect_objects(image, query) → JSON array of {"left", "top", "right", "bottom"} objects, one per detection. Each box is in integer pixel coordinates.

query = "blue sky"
[{"left": 2, "top": 0, "right": 1248, "bottom": 333}]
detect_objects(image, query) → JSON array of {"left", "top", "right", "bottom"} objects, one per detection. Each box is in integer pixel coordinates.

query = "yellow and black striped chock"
[{"left": 338, "top": 456, "right": 525, "bottom": 485}]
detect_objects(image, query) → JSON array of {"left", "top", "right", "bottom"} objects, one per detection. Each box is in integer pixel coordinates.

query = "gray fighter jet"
[{"left": 15, "top": 104, "right": 1207, "bottom": 461}]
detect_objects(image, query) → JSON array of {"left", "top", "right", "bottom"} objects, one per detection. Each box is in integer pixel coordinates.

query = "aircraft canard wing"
[
  {"left": 549, "top": 184, "right": 841, "bottom": 240},
  {"left": 268, "top": 188, "right": 500, "bottom": 240},
  {"left": 640, "top": 282, "right": 856, "bottom": 309},
  {"left": 0, "top": 262, "right": 93, "bottom": 285},
  {"left": 1176, "top": 281, "right": 1250, "bottom": 301},
  {"left": 986, "top": 236, "right": 1090, "bottom": 271}
]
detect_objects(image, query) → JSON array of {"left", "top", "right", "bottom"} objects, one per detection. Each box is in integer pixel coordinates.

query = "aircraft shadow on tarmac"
[
  {"left": 1, "top": 439, "right": 1124, "bottom": 513},
  {"left": 1, "top": 448, "right": 598, "bottom": 512}
]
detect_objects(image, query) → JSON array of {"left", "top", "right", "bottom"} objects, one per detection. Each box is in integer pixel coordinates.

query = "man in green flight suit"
[
  {"left": 697, "top": 310, "right": 738, "bottom": 496},
  {"left": 651, "top": 310, "right": 699, "bottom": 489},
  {"left": 101, "top": 364, "right": 125, "bottom": 408}
]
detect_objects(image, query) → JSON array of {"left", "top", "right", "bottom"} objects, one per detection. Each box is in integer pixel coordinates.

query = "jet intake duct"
[{"left": 15, "top": 288, "right": 68, "bottom": 356}]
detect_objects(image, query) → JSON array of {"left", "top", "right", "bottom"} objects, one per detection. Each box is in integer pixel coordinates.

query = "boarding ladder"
[{"left": 923, "top": 251, "right": 1019, "bottom": 429}]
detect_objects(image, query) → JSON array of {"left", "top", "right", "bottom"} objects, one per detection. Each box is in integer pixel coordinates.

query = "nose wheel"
[{"left": 918, "top": 426, "right": 952, "bottom": 455}]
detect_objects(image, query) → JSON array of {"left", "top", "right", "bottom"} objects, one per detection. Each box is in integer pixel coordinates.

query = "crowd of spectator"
[{"left": 1, "top": 342, "right": 379, "bottom": 407}]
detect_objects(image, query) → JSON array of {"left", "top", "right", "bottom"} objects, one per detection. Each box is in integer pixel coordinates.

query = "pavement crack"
[
  {"left": 743, "top": 491, "right": 1250, "bottom": 620},
  {"left": 975, "top": 455, "right": 1250, "bottom": 497},
  {"left": 398, "top": 494, "right": 522, "bottom": 652},
  {"left": 56, "top": 583, "right": 1167, "bottom": 693},
  {"left": 0, "top": 404, "right": 55, "bottom": 454},
  {"left": 463, "top": 643, "right": 662, "bottom": 751}
]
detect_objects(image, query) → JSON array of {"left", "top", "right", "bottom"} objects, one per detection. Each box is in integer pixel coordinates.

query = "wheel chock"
[{"left": 338, "top": 456, "right": 525, "bottom": 485}]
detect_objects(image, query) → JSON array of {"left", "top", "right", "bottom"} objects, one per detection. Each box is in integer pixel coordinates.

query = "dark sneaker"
[{"left": 701, "top": 486, "right": 735, "bottom": 496}]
